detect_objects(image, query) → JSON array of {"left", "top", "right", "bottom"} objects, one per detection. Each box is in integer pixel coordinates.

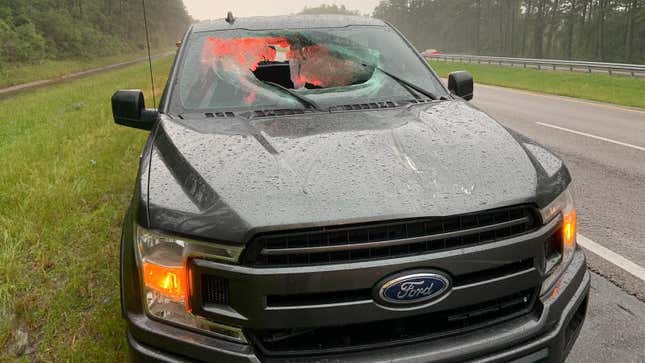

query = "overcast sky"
[{"left": 182, "top": 0, "right": 382, "bottom": 20}]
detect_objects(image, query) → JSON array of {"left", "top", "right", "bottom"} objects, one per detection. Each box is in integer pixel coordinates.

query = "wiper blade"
[
  {"left": 260, "top": 81, "right": 324, "bottom": 111},
  {"left": 368, "top": 65, "right": 439, "bottom": 101}
]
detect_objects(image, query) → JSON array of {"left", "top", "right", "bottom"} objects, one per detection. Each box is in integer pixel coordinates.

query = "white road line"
[
  {"left": 536, "top": 122, "right": 645, "bottom": 152},
  {"left": 578, "top": 234, "right": 645, "bottom": 283}
]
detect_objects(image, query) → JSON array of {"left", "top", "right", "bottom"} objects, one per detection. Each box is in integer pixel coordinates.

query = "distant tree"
[
  {"left": 1, "top": 21, "right": 45, "bottom": 62},
  {"left": 300, "top": 4, "right": 360, "bottom": 15},
  {"left": 624, "top": 0, "right": 640, "bottom": 62},
  {"left": 0, "top": 19, "right": 14, "bottom": 63}
]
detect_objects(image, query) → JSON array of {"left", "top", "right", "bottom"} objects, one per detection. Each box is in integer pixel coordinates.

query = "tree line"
[
  {"left": 0, "top": 0, "right": 191, "bottom": 64},
  {"left": 373, "top": 0, "right": 644, "bottom": 63},
  {"left": 300, "top": 4, "right": 361, "bottom": 15}
]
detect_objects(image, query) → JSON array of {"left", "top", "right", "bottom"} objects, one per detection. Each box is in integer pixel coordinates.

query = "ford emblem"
[{"left": 375, "top": 271, "right": 451, "bottom": 307}]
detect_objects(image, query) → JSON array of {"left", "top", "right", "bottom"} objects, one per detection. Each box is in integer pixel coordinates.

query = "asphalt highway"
[{"left": 470, "top": 83, "right": 645, "bottom": 362}]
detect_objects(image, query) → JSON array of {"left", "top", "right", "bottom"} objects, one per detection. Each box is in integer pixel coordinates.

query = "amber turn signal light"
[
  {"left": 562, "top": 208, "right": 576, "bottom": 248},
  {"left": 143, "top": 262, "right": 186, "bottom": 301}
]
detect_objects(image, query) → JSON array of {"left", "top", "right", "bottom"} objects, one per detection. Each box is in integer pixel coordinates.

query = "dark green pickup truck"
[{"left": 112, "top": 14, "right": 589, "bottom": 363}]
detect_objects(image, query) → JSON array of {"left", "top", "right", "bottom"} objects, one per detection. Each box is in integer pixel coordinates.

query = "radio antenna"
[{"left": 141, "top": 0, "right": 156, "bottom": 107}]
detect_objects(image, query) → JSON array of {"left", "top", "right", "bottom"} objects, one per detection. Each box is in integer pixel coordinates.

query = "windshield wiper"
[
  {"left": 365, "top": 64, "right": 439, "bottom": 101},
  {"left": 260, "top": 81, "right": 324, "bottom": 111}
]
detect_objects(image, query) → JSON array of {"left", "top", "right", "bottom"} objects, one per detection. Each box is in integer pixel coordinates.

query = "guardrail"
[{"left": 426, "top": 54, "right": 645, "bottom": 77}]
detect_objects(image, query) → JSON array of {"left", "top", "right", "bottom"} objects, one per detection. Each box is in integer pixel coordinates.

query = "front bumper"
[{"left": 126, "top": 248, "right": 589, "bottom": 363}]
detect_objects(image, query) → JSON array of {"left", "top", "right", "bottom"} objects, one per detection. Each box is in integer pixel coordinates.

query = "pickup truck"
[{"left": 112, "top": 14, "right": 590, "bottom": 362}]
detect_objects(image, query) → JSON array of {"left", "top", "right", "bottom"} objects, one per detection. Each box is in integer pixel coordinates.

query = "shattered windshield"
[{"left": 170, "top": 25, "right": 447, "bottom": 113}]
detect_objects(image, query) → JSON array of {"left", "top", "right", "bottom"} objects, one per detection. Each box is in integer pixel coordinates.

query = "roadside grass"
[
  {"left": 0, "top": 57, "right": 172, "bottom": 361},
  {"left": 428, "top": 60, "right": 645, "bottom": 109},
  {"left": 0, "top": 48, "right": 172, "bottom": 89}
]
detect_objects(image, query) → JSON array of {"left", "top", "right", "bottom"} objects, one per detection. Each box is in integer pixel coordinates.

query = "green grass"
[
  {"left": 429, "top": 60, "right": 645, "bottom": 109},
  {"left": 0, "top": 49, "right": 172, "bottom": 89},
  {"left": 0, "top": 56, "right": 172, "bottom": 361}
]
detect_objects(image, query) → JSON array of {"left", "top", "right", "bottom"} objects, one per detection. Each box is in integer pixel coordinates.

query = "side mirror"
[
  {"left": 448, "top": 71, "right": 474, "bottom": 101},
  {"left": 111, "top": 90, "right": 159, "bottom": 130}
]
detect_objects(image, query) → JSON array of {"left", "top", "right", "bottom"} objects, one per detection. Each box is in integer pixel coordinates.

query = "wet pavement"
[{"left": 568, "top": 273, "right": 645, "bottom": 362}]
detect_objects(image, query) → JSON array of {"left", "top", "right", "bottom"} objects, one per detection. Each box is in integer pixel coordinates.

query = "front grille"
[
  {"left": 244, "top": 205, "right": 539, "bottom": 266},
  {"left": 248, "top": 288, "right": 538, "bottom": 357},
  {"left": 265, "top": 258, "right": 534, "bottom": 308}
]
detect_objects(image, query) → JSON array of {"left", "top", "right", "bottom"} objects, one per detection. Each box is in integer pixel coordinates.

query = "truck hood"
[{"left": 146, "top": 101, "right": 567, "bottom": 243}]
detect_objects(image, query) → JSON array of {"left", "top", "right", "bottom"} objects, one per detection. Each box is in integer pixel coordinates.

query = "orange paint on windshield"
[
  {"left": 201, "top": 36, "right": 365, "bottom": 104},
  {"left": 203, "top": 37, "right": 289, "bottom": 71}
]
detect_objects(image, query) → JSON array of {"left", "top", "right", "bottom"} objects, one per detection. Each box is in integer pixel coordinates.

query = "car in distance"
[
  {"left": 113, "top": 14, "right": 590, "bottom": 362},
  {"left": 421, "top": 48, "right": 442, "bottom": 57}
]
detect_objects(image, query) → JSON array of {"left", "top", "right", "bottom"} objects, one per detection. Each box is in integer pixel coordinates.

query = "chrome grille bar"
[{"left": 261, "top": 216, "right": 530, "bottom": 256}]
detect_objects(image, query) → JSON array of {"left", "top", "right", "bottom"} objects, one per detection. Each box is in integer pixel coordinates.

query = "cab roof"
[{"left": 192, "top": 15, "right": 386, "bottom": 33}]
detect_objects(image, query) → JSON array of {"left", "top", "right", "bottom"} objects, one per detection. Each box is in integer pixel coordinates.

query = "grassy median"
[
  {"left": 0, "top": 49, "right": 172, "bottom": 89},
  {"left": 429, "top": 60, "right": 645, "bottom": 109},
  {"left": 0, "top": 57, "right": 172, "bottom": 361}
]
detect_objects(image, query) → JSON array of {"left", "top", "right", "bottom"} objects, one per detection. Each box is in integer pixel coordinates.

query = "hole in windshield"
[{"left": 204, "top": 36, "right": 374, "bottom": 96}]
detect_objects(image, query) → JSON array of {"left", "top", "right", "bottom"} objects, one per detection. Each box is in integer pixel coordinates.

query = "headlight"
[
  {"left": 134, "top": 226, "right": 246, "bottom": 342},
  {"left": 539, "top": 187, "right": 577, "bottom": 296}
]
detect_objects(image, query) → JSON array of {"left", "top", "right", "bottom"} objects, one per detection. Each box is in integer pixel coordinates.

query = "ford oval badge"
[{"left": 375, "top": 272, "right": 451, "bottom": 307}]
